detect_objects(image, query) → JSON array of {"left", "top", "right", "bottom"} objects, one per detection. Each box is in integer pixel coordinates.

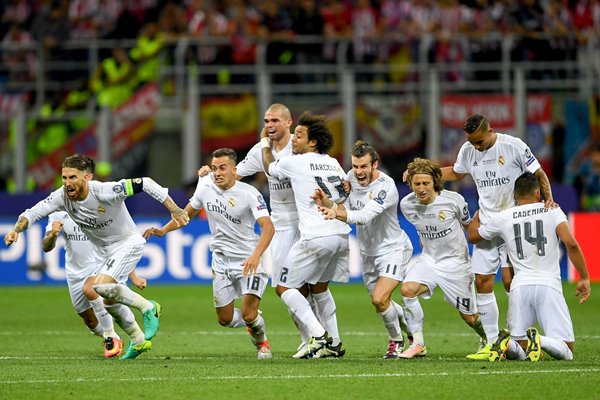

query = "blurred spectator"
[
  {"left": 510, "top": 0, "right": 553, "bottom": 79},
  {"left": 91, "top": 47, "right": 134, "bottom": 109},
  {"left": 60, "top": 77, "right": 92, "bottom": 132},
  {"left": 226, "top": 0, "right": 260, "bottom": 84},
  {"left": 68, "top": 0, "right": 98, "bottom": 40},
  {"left": 158, "top": 1, "right": 187, "bottom": 40},
  {"left": 321, "top": 0, "right": 352, "bottom": 64},
  {"left": 571, "top": 0, "right": 595, "bottom": 45},
  {"left": 30, "top": 0, "right": 71, "bottom": 81},
  {"left": 291, "top": 0, "right": 325, "bottom": 68},
  {"left": 130, "top": 22, "right": 165, "bottom": 88},
  {"left": 574, "top": 142, "right": 600, "bottom": 211},
  {"left": 351, "top": 0, "right": 382, "bottom": 81},
  {"left": 257, "top": 1, "right": 294, "bottom": 82},
  {"left": 1, "top": 23, "right": 37, "bottom": 84},
  {"left": 467, "top": 0, "right": 504, "bottom": 82},
  {"left": 94, "top": 0, "right": 123, "bottom": 39},
  {"left": 431, "top": 0, "right": 470, "bottom": 83},
  {"left": 1, "top": 0, "right": 32, "bottom": 37}
]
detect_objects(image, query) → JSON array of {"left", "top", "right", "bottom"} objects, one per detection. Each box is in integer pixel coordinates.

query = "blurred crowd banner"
[
  {"left": 440, "top": 94, "right": 553, "bottom": 175},
  {"left": 28, "top": 83, "right": 160, "bottom": 191},
  {"left": 200, "top": 94, "right": 259, "bottom": 153},
  {"left": 0, "top": 212, "right": 587, "bottom": 286}
]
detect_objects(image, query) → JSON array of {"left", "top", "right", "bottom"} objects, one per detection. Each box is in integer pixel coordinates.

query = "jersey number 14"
[{"left": 512, "top": 220, "right": 547, "bottom": 259}]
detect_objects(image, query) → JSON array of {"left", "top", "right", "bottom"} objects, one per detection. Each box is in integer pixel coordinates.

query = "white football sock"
[
  {"left": 246, "top": 314, "right": 267, "bottom": 344},
  {"left": 402, "top": 296, "right": 425, "bottom": 346},
  {"left": 94, "top": 283, "right": 153, "bottom": 313},
  {"left": 281, "top": 289, "right": 325, "bottom": 338},
  {"left": 378, "top": 303, "right": 402, "bottom": 341},
  {"left": 476, "top": 292, "right": 499, "bottom": 343},
  {"left": 226, "top": 308, "right": 246, "bottom": 328},
  {"left": 89, "top": 323, "right": 103, "bottom": 337},
  {"left": 504, "top": 339, "right": 527, "bottom": 360},
  {"left": 391, "top": 300, "right": 411, "bottom": 337},
  {"left": 105, "top": 303, "right": 144, "bottom": 345},
  {"left": 540, "top": 335, "right": 573, "bottom": 360},
  {"left": 89, "top": 297, "right": 119, "bottom": 340},
  {"left": 312, "top": 290, "right": 341, "bottom": 346}
]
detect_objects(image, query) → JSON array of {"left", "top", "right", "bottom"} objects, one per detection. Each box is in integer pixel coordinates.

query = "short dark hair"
[
  {"left": 463, "top": 114, "right": 488, "bottom": 135},
  {"left": 212, "top": 148, "right": 237, "bottom": 164},
  {"left": 62, "top": 154, "right": 95, "bottom": 174},
  {"left": 351, "top": 140, "right": 379, "bottom": 164},
  {"left": 514, "top": 172, "right": 540, "bottom": 199},
  {"left": 297, "top": 111, "right": 334, "bottom": 154}
]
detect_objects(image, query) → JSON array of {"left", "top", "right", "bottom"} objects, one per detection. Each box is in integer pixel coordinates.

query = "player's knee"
[
  {"left": 217, "top": 316, "right": 232, "bottom": 326},
  {"left": 474, "top": 275, "right": 494, "bottom": 292},
  {"left": 370, "top": 294, "right": 389, "bottom": 312},
  {"left": 93, "top": 283, "right": 117, "bottom": 299},
  {"left": 400, "top": 285, "right": 416, "bottom": 298}
]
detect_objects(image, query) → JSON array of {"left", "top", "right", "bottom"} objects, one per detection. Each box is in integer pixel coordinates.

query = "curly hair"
[{"left": 297, "top": 111, "right": 334, "bottom": 154}]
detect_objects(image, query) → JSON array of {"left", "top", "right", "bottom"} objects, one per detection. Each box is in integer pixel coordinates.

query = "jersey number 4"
[{"left": 512, "top": 220, "right": 547, "bottom": 259}]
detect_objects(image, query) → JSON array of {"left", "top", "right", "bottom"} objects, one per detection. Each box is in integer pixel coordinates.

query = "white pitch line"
[
  {"left": 1, "top": 330, "right": 599, "bottom": 340},
  {"left": 1, "top": 368, "right": 599, "bottom": 385}
]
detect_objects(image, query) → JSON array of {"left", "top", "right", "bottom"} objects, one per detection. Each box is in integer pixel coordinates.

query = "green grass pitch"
[{"left": 1, "top": 283, "right": 599, "bottom": 399}]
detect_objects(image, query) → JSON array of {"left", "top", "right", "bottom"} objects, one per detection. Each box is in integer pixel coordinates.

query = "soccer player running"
[
  {"left": 235, "top": 103, "right": 324, "bottom": 357},
  {"left": 399, "top": 158, "right": 488, "bottom": 358},
  {"left": 314, "top": 140, "right": 414, "bottom": 359},
  {"left": 439, "top": 114, "right": 555, "bottom": 359},
  {"left": 4, "top": 154, "right": 189, "bottom": 360},
  {"left": 467, "top": 172, "right": 590, "bottom": 362},
  {"left": 262, "top": 111, "right": 350, "bottom": 358},
  {"left": 144, "top": 148, "right": 275, "bottom": 359},
  {"left": 43, "top": 211, "right": 147, "bottom": 358}
]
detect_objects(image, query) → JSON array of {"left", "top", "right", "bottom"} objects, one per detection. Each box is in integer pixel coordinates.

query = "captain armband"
[{"left": 122, "top": 178, "right": 144, "bottom": 196}]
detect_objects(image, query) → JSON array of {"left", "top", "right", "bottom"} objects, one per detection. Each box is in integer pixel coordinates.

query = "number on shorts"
[
  {"left": 314, "top": 176, "right": 346, "bottom": 199},
  {"left": 247, "top": 276, "right": 261, "bottom": 291},
  {"left": 280, "top": 267, "right": 289, "bottom": 283},
  {"left": 512, "top": 220, "right": 547, "bottom": 260},
  {"left": 385, "top": 264, "right": 398, "bottom": 275},
  {"left": 455, "top": 297, "right": 470, "bottom": 311}
]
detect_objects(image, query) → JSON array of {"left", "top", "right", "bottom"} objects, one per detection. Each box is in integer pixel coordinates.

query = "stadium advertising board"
[{"left": 0, "top": 217, "right": 373, "bottom": 286}]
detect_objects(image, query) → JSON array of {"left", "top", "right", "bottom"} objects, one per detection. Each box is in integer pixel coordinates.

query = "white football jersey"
[
  {"left": 345, "top": 170, "right": 412, "bottom": 257},
  {"left": 400, "top": 190, "right": 472, "bottom": 274},
  {"left": 268, "top": 152, "right": 351, "bottom": 239},
  {"left": 190, "top": 175, "right": 270, "bottom": 259},
  {"left": 236, "top": 139, "right": 298, "bottom": 228},
  {"left": 478, "top": 203, "right": 566, "bottom": 292},
  {"left": 46, "top": 211, "right": 102, "bottom": 280},
  {"left": 21, "top": 181, "right": 145, "bottom": 254},
  {"left": 453, "top": 133, "right": 541, "bottom": 224}
]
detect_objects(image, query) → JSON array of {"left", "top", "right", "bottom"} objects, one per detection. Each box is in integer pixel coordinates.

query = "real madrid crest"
[
  {"left": 498, "top": 156, "right": 505, "bottom": 166},
  {"left": 228, "top": 198, "right": 236, "bottom": 207},
  {"left": 98, "top": 206, "right": 106, "bottom": 214},
  {"left": 369, "top": 191, "right": 373, "bottom": 200},
  {"left": 438, "top": 211, "right": 446, "bottom": 221}
]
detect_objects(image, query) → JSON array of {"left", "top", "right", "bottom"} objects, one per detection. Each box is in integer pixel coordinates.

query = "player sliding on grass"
[
  {"left": 4, "top": 154, "right": 189, "bottom": 359},
  {"left": 467, "top": 172, "right": 590, "bottom": 362},
  {"left": 144, "top": 148, "right": 275, "bottom": 359},
  {"left": 399, "top": 158, "right": 488, "bottom": 358},
  {"left": 314, "top": 140, "right": 413, "bottom": 359}
]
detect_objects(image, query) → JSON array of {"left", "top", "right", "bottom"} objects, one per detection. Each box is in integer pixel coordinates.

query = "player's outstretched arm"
[
  {"left": 260, "top": 138, "right": 275, "bottom": 174},
  {"left": 4, "top": 216, "right": 29, "bottom": 246},
  {"left": 556, "top": 222, "right": 590, "bottom": 304},
  {"left": 441, "top": 166, "right": 466, "bottom": 182},
  {"left": 42, "top": 221, "right": 64, "bottom": 252},
  {"left": 143, "top": 203, "right": 198, "bottom": 239},
  {"left": 242, "top": 216, "right": 274, "bottom": 277}
]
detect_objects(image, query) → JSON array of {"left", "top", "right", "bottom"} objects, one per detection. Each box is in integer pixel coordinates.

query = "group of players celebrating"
[{"left": 4, "top": 105, "right": 590, "bottom": 362}]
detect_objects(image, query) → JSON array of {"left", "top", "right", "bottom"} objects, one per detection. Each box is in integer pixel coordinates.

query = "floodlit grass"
[{"left": 1, "top": 283, "right": 599, "bottom": 399}]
